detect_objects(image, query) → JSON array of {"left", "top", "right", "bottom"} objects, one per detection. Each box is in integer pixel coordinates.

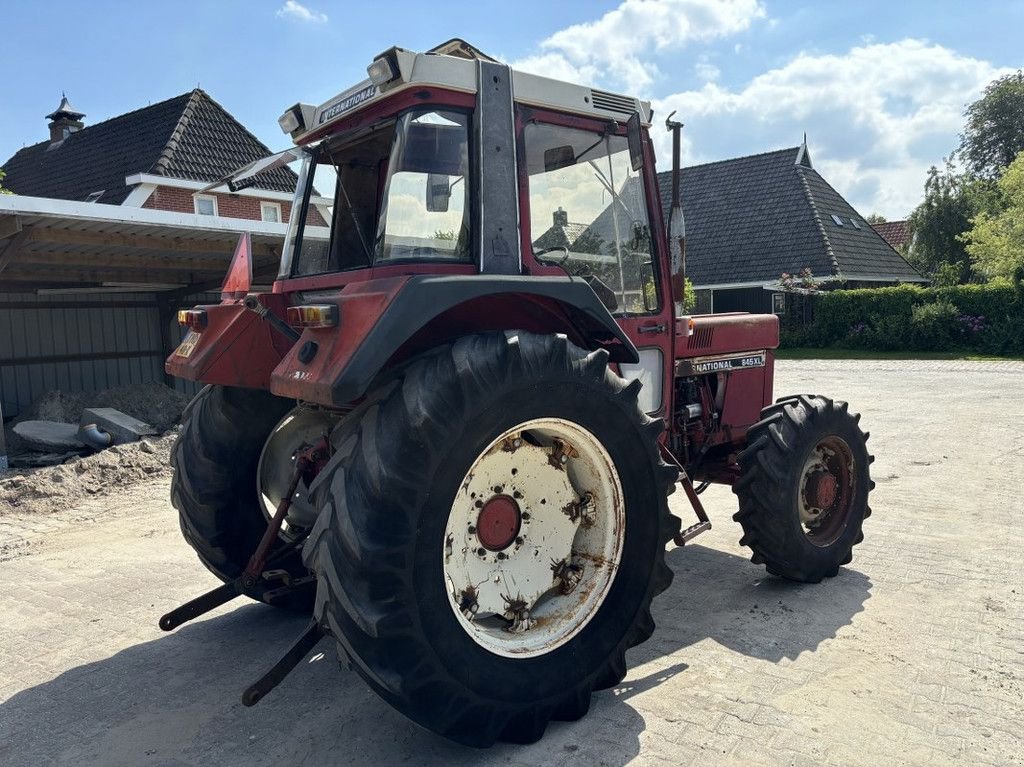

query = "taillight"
[
  {"left": 287, "top": 304, "right": 338, "bottom": 328},
  {"left": 177, "top": 309, "right": 208, "bottom": 332}
]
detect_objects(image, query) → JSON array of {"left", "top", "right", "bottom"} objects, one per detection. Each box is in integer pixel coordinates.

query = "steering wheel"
[{"left": 534, "top": 246, "right": 571, "bottom": 265}]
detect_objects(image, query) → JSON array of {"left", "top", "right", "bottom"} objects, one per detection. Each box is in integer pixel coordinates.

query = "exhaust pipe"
[{"left": 665, "top": 111, "right": 686, "bottom": 314}]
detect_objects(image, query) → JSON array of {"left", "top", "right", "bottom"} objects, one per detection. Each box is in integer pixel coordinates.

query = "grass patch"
[{"left": 775, "top": 348, "right": 1023, "bottom": 361}]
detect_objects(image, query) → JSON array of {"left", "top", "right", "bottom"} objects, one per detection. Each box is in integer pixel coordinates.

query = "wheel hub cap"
[
  {"left": 805, "top": 470, "right": 838, "bottom": 510},
  {"left": 476, "top": 495, "right": 521, "bottom": 551}
]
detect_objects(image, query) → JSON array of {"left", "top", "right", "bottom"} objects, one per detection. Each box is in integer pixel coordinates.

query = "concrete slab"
[
  {"left": 11, "top": 421, "right": 85, "bottom": 452},
  {"left": 79, "top": 407, "right": 157, "bottom": 446}
]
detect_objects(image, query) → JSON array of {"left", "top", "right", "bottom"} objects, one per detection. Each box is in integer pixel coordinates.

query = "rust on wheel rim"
[{"left": 799, "top": 436, "right": 855, "bottom": 547}]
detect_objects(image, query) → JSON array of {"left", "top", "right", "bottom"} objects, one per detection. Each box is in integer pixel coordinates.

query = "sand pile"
[{"left": 0, "top": 432, "right": 177, "bottom": 515}]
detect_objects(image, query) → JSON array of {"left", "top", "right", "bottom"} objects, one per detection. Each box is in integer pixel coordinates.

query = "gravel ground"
[{"left": 0, "top": 359, "right": 1021, "bottom": 767}]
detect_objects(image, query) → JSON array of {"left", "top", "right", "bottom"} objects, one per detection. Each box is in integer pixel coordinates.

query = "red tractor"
[{"left": 162, "top": 40, "right": 872, "bottom": 746}]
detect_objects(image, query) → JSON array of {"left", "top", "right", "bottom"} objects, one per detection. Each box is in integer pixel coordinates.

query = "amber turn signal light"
[
  {"left": 286, "top": 304, "right": 338, "bottom": 328},
  {"left": 177, "top": 309, "right": 208, "bottom": 332}
]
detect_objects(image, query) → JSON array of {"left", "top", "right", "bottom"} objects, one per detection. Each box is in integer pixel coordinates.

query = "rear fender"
[
  {"left": 270, "top": 275, "right": 638, "bottom": 406},
  {"left": 165, "top": 294, "right": 293, "bottom": 388}
]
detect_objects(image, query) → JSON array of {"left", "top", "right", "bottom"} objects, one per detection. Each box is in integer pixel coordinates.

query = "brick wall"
[{"left": 142, "top": 186, "right": 295, "bottom": 222}]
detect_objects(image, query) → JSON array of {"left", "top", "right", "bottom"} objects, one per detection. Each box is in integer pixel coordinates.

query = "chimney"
[
  {"left": 46, "top": 94, "right": 86, "bottom": 144},
  {"left": 553, "top": 206, "right": 568, "bottom": 227}
]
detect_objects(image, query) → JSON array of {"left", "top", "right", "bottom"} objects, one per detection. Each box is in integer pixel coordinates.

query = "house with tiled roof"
[
  {"left": 654, "top": 140, "right": 925, "bottom": 313},
  {"left": 871, "top": 219, "right": 911, "bottom": 251},
  {"left": 1, "top": 90, "right": 302, "bottom": 224}
]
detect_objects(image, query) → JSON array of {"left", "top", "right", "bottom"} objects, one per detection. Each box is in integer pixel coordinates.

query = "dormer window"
[
  {"left": 194, "top": 194, "right": 217, "bottom": 216},
  {"left": 261, "top": 201, "right": 282, "bottom": 223}
]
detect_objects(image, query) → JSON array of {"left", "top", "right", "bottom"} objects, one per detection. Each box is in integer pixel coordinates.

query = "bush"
[
  {"left": 780, "top": 281, "right": 1023, "bottom": 355},
  {"left": 908, "top": 299, "right": 961, "bottom": 350}
]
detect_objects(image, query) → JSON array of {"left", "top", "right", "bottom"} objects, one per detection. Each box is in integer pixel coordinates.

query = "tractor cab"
[{"left": 171, "top": 40, "right": 683, "bottom": 413}]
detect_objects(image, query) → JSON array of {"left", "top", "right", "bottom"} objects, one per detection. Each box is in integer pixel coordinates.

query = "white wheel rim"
[
  {"left": 257, "top": 407, "right": 339, "bottom": 536},
  {"left": 443, "top": 417, "right": 625, "bottom": 657}
]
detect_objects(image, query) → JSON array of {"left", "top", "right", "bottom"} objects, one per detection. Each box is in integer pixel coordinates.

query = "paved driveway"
[{"left": 1, "top": 360, "right": 1022, "bottom": 766}]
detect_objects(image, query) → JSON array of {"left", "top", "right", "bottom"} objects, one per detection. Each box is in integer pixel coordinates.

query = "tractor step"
[
  {"left": 674, "top": 520, "right": 712, "bottom": 546},
  {"left": 242, "top": 620, "right": 325, "bottom": 707}
]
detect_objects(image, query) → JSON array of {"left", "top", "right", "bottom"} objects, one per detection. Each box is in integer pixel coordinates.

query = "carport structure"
[{"left": 0, "top": 194, "right": 324, "bottom": 420}]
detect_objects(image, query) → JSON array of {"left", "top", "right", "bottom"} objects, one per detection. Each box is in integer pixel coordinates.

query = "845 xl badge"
[{"left": 676, "top": 350, "right": 767, "bottom": 376}]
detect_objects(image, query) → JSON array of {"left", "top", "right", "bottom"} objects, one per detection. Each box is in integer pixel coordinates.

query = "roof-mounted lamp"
[{"left": 367, "top": 48, "right": 401, "bottom": 86}]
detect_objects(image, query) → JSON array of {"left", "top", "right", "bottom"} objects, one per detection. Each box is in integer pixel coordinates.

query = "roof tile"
[{"left": 2, "top": 90, "right": 296, "bottom": 205}]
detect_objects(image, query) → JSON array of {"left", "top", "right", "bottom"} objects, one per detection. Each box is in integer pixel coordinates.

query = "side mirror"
[
  {"left": 626, "top": 111, "right": 644, "bottom": 172},
  {"left": 543, "top": 145, "right": 575, "bottom": 172},
  {"left": 426, "top": 173, "right": 451, "bottom": 212}
]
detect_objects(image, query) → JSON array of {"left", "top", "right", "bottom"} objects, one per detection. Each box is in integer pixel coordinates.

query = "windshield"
[{"left": 287, "top": 107, "right": 471, "bottom": 278}]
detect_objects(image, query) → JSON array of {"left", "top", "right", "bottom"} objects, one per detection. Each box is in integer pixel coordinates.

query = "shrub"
[
  {"left": 908, "top": 300, "right": 961, "bottom": 350},
  {"left": 779, "top": 281, "right": 1024, "bottom": 355}
]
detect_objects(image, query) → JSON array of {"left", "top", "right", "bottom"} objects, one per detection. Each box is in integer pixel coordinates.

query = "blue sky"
[{"left": 2, "top": 0, "right": 1021, "bottom": 218}]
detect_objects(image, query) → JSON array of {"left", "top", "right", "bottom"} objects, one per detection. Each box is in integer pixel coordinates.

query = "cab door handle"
[{"left": 637, "top": 323, "right": 666, "bottom": 334}]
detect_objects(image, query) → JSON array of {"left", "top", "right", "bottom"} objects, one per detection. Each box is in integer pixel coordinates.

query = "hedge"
[{"left": 782, "top": 281, "right": 1024, "bottom": 355}]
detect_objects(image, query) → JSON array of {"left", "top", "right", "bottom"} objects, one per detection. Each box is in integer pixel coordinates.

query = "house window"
[
  {"left": 830, "top": 214, "right": 844, "bottom": 226},
  {"left": 261, "top": 202, "right": 282, "bottom": 223},
  {"left": 194, "top": 195, "right": 217, "bottom": 216},
  {"left": 772, "top": 292, "right": 786, "bottom": 315}
]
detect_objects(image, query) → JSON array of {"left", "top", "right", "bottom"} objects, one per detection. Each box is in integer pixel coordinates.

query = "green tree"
[
  {"left": 865, "top": 213, "right": 887, "bottom": 224},
  {"left": 906, "top": 162, "right": 981, "bottom": 283},
  {"left": 961, "top": 151, "right": 1024, "bottom": 280},
  {"left": 960, "top": 70, "right": 1024, "bottom": 180},
  {"left": 0, "top": 169, "right": 11, "bottom": 195}
]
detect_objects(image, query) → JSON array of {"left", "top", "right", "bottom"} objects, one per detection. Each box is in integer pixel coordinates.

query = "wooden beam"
[
  {"left": 0, "top": 228, "right": 32, "bottom": 275},
  {"left": 0, "top": 215, "right": 22, "bottom": 240},
  {"left": 0, "top": 265, "right": 190, "bottom": 286},
  {"left": 11, "top": 247, "right": 277, "bottom": 274},
  {"left": 28, "top": 227, "right": 281, "bottom": 258}
]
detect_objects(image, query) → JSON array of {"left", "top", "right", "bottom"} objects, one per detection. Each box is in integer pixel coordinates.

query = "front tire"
[
  {"left": 733, "top": 394, "right": 873, "bottom": 582},
  {"left": 303, "top": 333, "right": 679, "bottom": 746}
]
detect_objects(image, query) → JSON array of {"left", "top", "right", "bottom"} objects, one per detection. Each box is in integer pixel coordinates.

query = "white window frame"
[
  {"left": 194, "top": 194, "right": 218, "bottom": 217},
  {"left": 260, "top": 201, "right": 283, "bottom": 223},
  {"left": 772, "top": 292, "right": 786, "bottom": 315}
]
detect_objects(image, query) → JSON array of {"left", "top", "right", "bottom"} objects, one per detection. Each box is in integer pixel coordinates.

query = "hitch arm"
[
  {"left": 241, "top": 620, "right": 325, "bottom": 706},
  {"left": 158, "top": 439, "right": 328, "bottom": 632}
]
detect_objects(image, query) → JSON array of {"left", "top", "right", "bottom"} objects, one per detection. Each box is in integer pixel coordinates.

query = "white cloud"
[
  {"left": 276, "top": 1, "right": 327, "bottom": 24},
  {"left": 512, "top": 0, "right": 766, "bottom": 90},
  {"left": 653, "top": 39, "right": 1009, "bottom": 218},
  {"left": 694, "top": 58, "right": 721, "bottom": 82}
]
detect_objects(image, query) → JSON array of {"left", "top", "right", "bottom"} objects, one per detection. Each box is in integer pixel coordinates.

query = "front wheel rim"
[
  {"left": 798, "top": 435, "right": 856, "bottom": 546},
  {"left": 443, "top": 417, "right": 625, "bottom": 658}
]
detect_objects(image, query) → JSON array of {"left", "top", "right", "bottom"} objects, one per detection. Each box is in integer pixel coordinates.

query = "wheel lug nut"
[
  {"left": 477, "top": 547, "right": 486, "bottom": 556},
  {"left": 468, "top": 525, "right": 476, "bottom": 533},
  {"left": 515, "top": 536, "right": 524, "bottom": 545}
]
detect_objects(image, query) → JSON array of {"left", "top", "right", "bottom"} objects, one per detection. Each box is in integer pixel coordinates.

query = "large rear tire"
[
  {"left": 303, "top": 333, "right": 679, "bottom": 746},
  {"left": 170, "top": 385, "right": 312, "bottom": 608},
  {"left": 733, "top": 394, "right": 873, "bottom": 583}
]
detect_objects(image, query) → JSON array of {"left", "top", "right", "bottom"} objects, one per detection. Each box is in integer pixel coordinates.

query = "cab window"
[{"left": 523, "top": 122, "right": 657, "bottom": 314}]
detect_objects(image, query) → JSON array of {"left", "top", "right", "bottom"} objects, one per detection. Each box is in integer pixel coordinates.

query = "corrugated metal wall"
[{"left": 0, "top": 292, "right": 213, "bottom": 419}]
